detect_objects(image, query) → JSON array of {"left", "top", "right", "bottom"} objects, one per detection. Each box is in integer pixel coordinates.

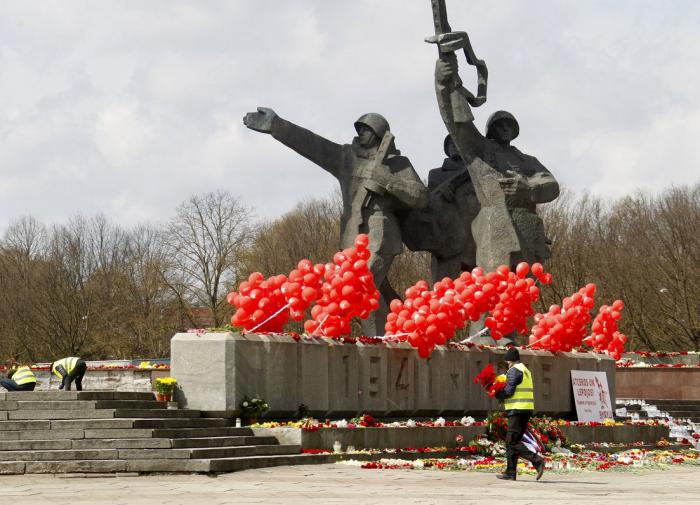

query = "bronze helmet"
[
  {"left": 486, "top": 110, "right": 520, "bottom": 140},
  {"left": 354, "top": 113, "right": 390, "bottom": 140}
]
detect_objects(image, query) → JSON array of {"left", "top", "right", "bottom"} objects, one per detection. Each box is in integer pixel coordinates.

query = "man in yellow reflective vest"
[
  {"left": 1, "top": 362, "right": 37, "bottom": 392},
  {"left": 51, "top": 357, "right": 87, "bottom": 391},
  {"left": 495, "top": 347, "right": 545, "bottom": 481}
]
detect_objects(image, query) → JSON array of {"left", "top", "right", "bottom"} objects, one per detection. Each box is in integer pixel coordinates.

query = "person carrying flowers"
[
  {"left": 51, "top": 356, "right": 87, "bottom": 391},
  {"left": 495, "top": 347, "right": 545, "bottom": 481}
]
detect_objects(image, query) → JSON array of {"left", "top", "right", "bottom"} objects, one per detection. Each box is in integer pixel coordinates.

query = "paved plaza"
[{"left": 2, "top": 464, "right": 697, "bottom": 505}]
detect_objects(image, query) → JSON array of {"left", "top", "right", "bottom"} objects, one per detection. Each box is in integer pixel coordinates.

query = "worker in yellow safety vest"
[
  {"left": 1, "top": 362, "right": 37, "bottom": 392},
  {"left": 51, "top": 357, "right": 87, "bottom": 391},
  {"left": 495, "top": 347, "right": 545, "bottom": 481}
]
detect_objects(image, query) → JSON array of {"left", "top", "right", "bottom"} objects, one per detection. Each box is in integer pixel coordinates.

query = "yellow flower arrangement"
[{"left": 155, "top": 377, "right": 178, "bottom": 395}]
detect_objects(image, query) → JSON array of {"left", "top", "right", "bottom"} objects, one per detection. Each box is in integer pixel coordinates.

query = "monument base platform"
[{"left": 171, "top": 332, "right": 616, "bottom": 418}]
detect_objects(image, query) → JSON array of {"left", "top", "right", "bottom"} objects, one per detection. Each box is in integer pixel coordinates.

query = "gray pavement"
[{"left": 1, "top": 464, "right": 697, "bottom": 505}]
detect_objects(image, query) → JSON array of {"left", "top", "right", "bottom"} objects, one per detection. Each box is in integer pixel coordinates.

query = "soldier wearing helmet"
[
  {"left": 244, "top": 107, "right": 428, "bottom": 336},
  {"left": 435, "top": 54, "right": 560, "bottom": 266}
]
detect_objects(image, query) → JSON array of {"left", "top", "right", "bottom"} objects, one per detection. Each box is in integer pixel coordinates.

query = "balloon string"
[
  {"left": 312, "top": 313, "right": 330, "bottom": 337},
  {"left": 458, "top": 326, "right": 489, "bottom": 344},
  {"left": 245, "top": 302, "right": 292, "bottom": 334}
]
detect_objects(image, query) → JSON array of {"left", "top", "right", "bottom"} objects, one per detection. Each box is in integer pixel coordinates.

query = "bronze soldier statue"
[
  {"left": 243, "top": 108, "right": 428, "bottom": 336},
  {"left": 400, "top": 134, "right": 479, "bottom": 283},
  {"left": 434, "top": 55, "right": 560, "bottom": 268}
]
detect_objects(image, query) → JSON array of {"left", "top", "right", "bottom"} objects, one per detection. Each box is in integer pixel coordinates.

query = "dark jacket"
[{"left": 495, "top": 361, "right": 532, "bottom": 416}]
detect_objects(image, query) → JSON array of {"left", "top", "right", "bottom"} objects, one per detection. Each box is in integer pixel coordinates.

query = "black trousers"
[
  {"left": 0, "top": 379, "right": 36, "bottom": 392},
  {"left": 63, "top": 360, "right": 87, "bottom": 391},
  {"left": 505, "top": 412, "right": 540, "bottom": 475}
]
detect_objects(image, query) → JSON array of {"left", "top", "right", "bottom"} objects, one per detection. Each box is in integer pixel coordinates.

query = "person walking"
[
  {"left": 51, "top": 357, "right": 87, "bottom": 391},
  {"left": 495, "top": 347, "right": 545, "bottom": 481},
  {"left": 0, "top": 362, "right": 37, "bottom": 392}
]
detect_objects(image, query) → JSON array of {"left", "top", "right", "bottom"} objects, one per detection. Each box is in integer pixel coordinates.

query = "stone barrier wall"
[
  {"left": 21, "top": 369, "right": 168, "bottom": 392},
  {"left": 616, "top": 368, "right": 700, "bottom": 400},
  {"left": 171, "top": 332, "right": 616, "bottom": 418}
]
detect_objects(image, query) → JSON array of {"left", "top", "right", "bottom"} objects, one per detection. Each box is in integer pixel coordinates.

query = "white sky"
[{"left": 1, "top": 0, "right": 699, "bottom": 232}]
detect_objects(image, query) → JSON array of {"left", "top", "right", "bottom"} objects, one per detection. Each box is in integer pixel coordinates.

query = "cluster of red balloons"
[
  {"left": 385, "top": 278, "right": 464, "bottom": 358},
  {"left": 228, "top": 272, "right": 290, "bottom": 332},
  {"left": 528, "top": 283, "right": 597, "bottom": 352},
  {"left": 282, "top": 259, "right": 325, "bottom": 322},
  {"left": 385, "top": 262, "right": 552, "bottom": 358},
  {"left": 303, "top": 234, "right": 380, "bottom": 338},
  {"left": 484, "top": 262, "right": 547, "bottom": 340},
  {"left": 584, "top": 300, "right": 627, "bottom": 360}
]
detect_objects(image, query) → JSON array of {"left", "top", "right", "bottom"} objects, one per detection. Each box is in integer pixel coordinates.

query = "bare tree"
[{"left": 164, "top": 191, "right": 253, "bottom": 327}]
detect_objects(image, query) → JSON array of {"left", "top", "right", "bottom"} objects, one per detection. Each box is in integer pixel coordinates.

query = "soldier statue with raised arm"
[{"left": 243, "top": 108, "right": 428, "bottom": 336}]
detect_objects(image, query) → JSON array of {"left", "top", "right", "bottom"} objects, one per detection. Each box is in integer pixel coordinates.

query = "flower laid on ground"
[
  {"left": 240, "top": 396, "right": 269, "bottom": 419},
  {"left": 154, "top": 377, "right": 177, "bottom": 395},
  {"left": 338, "top": 447, "right": 700, "bottom": 473}
]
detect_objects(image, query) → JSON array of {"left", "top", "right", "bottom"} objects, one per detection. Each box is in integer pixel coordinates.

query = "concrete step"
[
  {"left": 94, "top": 400, "right": 168, "bottom": 410},
  {"left": 0, "top": 400, "right": 95, "bottom": 411},
  {"left": 170, "top": 435, "right": 279, "bottom": 449},
  {"left": 190, "top": 444, "right": 299, "bottom": 459},
  {"left": 152, "top": 427, "right": 252, "bottom": 439},
  {"left": 116, "top": 444, "right": 300, "bottom": 460},
  {"left": 0, "top": 391, "right": 155, "bottom": 402},
  {"left": 26, "top": 460, "right": 129, "bottom": 474},
  {"left": 83, "top": 429, "right": 154, "bottom": 439},
  {"left": 132, "top": 418, "right": 233, "bottom": 429},
  {"left": 15, "top": 429, "right": 86, "bottom": 441},
  {"left": 0, "top": 420, "right": 51, "bottom": 431},
  {"left": 0, "top": 440, "right": 72, "bottom": 451},
  {"left": 113, "top": 409, "right": 200, "bottom": 419},
  {"left": 1, "top": 400, "right": 167, "bottom": 411},
  {"left": 50, "top": 419, "right": 135, "bottom": 430},
  {"left": 0, "top": 449, "right": 119, "bottom": 461},
  {"left": 6, "top": 409, "right": 116, "bottom": 420},
  {"left": 0, "top": 452, "right": 328, "bottom": 474},
  {"left": 71, "top": 438, "right": 172, "bottom": 449},
  {"left": 207, "top": 453, "right": 333, "bottom": 473}
]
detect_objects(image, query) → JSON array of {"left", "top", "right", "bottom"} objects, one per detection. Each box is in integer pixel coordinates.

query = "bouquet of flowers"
[
  {"left": 473, "top": 364, "right": 507, "bottom": 398},
  {"left": 240, "top": 396, "right": 269, "bottom": 419}
]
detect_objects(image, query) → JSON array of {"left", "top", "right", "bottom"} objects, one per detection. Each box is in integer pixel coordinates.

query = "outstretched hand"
[{"left": 243, "top": 107, "right": 278, "bottom": 133}]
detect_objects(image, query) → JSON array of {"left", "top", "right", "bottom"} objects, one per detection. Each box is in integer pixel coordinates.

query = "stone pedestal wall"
[
  {"left": 616, "top": 368, "right": 700, "bottom": 399},
  {"left": 171, "top": 332, "right": 616, "bottom": 418}
]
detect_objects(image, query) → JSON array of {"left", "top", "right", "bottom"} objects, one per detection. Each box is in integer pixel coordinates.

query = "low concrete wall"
[
  {"left": 616, "top": 368, "right": 700, "bottom": 400},
  {"left": 24, "top": 369, "right": 169, "bottom": 392},
  {"left": 253, "top": 426, "right": 486, "bottom": 451},
  {"left": 252, "top": 424, "right": 668, "bottom": 450},
  {"left": 559, "top": 424, "right": 669, "bottom": 444},
  {"left": 171, "top": 332, "right": 616, "bottom": 418}
]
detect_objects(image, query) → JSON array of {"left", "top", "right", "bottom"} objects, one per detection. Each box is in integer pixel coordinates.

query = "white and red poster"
[{"left": 570, "top": 371, "right": 614, "bottom": 422}]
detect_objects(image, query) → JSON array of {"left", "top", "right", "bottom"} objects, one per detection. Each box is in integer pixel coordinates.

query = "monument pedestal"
[{"left": 171, "top": 332, "right": 616, "bottom": 418}]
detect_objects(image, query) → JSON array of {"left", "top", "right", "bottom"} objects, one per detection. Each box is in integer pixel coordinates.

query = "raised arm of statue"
[
  {"left": 435, "top": 54, "right": 485, "bottom": 162},
  {"left": 244, "top": 107, "right": 344, "bottom": 177}
]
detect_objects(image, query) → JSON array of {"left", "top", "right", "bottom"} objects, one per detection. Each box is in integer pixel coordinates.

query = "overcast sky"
[{"left": 1, "top": 0, "right": 698, "bottom": 232}]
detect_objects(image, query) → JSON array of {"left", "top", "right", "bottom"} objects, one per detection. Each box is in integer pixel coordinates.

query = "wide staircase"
[
  {"left": 617, "top": 398, "right": 700, "bottom": 449},
  {"left": 0, "top": 391, "right": 326, "bottom": 474}
]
